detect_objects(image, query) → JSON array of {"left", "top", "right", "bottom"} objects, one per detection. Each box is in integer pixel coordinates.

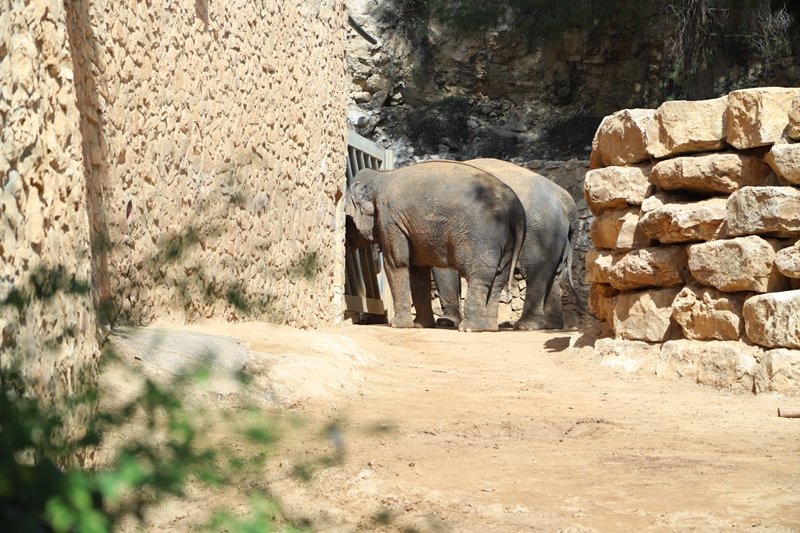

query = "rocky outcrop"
[{"left": 585, "top": 87, "right": 800, "bottom": 394}]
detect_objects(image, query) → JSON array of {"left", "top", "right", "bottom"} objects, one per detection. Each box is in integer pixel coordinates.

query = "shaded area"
[{"left": 65, "top": 0, "right": 115, "bottom": 331}]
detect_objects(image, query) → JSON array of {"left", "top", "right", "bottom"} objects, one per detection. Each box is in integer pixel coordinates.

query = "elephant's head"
[{"left": 346, "top": 168, "right": 381, "bottom": 244}]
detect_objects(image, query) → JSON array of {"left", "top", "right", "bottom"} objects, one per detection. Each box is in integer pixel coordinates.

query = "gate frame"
[{"left": 344, "top": 131, "right": 394, "bottom": 321}]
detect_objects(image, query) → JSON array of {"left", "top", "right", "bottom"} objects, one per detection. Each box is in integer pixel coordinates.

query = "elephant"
[
  {"left": 346, "top": 160, "right": 526, "bottom": 332},
  {"left": 432, "top": 158, "right": 581, "bottom": 330}
]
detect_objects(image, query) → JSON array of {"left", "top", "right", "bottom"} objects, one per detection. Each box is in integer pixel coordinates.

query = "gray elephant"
[
  {"left": 432, "top": 159, "right": 580, "bottom": 330},
  {"left": 346, "top": 160, "right": 526, "bottom": 332}
]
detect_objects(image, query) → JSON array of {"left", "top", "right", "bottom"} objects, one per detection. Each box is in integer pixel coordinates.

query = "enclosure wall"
[{"left": 68, "top": 0, "right": 349, "bottom": 327}]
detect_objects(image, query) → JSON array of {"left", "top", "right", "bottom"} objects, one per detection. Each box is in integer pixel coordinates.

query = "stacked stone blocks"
[{"left": 586, "top": 87, "right": 800, "bottom": 393}]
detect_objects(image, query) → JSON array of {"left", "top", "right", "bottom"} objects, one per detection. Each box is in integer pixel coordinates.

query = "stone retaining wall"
[
  {"left": 2, "top": 0, "right": 349, "bottom": 443},
  {"left": 67, "top": 0, "right": 348, "bottom": 328},
  {"left": 1, "top": 0, "right": 100, "bottom": 460},
  {"left": 586, "top": 87, "right": 800, "bottom": 394}
]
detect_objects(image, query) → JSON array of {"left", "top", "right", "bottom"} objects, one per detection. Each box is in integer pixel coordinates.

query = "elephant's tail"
[
  {"left": 507, "top": 210, "right": 526, "bottom": 293},
  {"left": 560, "top": 211, "right": 588, "bottom": 314}
]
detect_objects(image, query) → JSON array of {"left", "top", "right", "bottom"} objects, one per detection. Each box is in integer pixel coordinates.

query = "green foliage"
[{"left": 0, "top": 353, "right": 301, "bottom": 532}]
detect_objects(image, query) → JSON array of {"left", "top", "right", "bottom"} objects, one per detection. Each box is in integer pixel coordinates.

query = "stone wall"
[
  {"left": 1, "top": 0, "right": 100, "bottom": 456},
  {"left": 2, "top": 0, "right": 348, "bottom": 448},
  {"left": 586, "top": 87, "right": 800, "bottom": 394},
  {"left": 67, "top": 0, "right": 348, "bottom": 328}
]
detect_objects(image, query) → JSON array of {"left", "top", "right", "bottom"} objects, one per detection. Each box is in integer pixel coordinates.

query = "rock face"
[
  {"left": 743, "top": 290, "right": 800, "bottom": 349},
  {"left": 762, "top": 349, "right": 800, "bottom": 394},
  {"left": 788, "top": 97, "right": 800, "bottom": 141},
  {"left": 590, "top": 109, "right": 659, "bottom": 168},
  {"left": 584, "top": 165, "right": 653, "bottom": 214},
  {"left": 587, "top": 88, "right": 800, "bottom": 393},
  {"left": 671, "top": 286, "right": 750, "bottom": 341},
  {"left": 775, "top": 241, "right": 800, "bottom": 278},
  {"left": 726, "top": 87, "right": 800, "bottom": 149},
  {"left": 651, "top": 97, "right": 729, "bottom": 158},
  {"left": 765, "top": 143, "right": 800, "bottom": 184},
  {"left": 590, "top": 208, "right": 651, "bottom": 250},
  {"left": 639, "top": 197, "right": 728, "bottom": 243},
  {"left": 650, "top": 152, "right": 774, "bottom": 194},
  {"left": 656, "top": 340, "right": 764, "bottom": 393},
  {"left": 726, "top": 186, "right": 800, "bottom": 237},
  {"left": 687, "top": 236, "right": 789, "bottom": 293},
  {"left": 587, "top": 246, "right": 687, "bottom": 291},
  {"left": 613, "top": 288, "right": 681, "bottom": 342}
]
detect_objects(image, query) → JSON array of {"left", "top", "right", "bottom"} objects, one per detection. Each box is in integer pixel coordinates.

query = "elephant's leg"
[
  {"left": 542, "top": 276, "right": 565, "bottom": 329},
  {"left": 514, "top": 247, "right": 559, "bottom": 331},
  {"left": 411, "top": 266, "right": 436, "bottom": 328},
  {"left": 460, "top": 265, "right": 505, "bottom": 333},
  {"left": 515, "top": 282, "right": 548, "bottom": 330},
  {"left": 382, "top": 231, "right": 415, "bottom": 328},
  {"left": 432, "top": 268, "right": 462, "bottom": 328}
]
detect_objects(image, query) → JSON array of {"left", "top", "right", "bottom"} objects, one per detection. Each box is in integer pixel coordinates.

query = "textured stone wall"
[
  {"left": 1, "top": 0, "right": 100, "bottom": 452},
  {"left": 67, "top": 0, "right": 348, "bottom": 328},
  {"left": 586, "top": 87, "right": 800, "bottom": 394}
]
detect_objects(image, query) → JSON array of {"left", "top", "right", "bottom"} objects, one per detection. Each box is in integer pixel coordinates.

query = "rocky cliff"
[{"left": 346, "top": 0, "right": 800, "bottom": 165}]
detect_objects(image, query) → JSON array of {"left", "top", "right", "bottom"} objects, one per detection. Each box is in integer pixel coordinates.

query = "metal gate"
[{"left": 344, "top": 131, "right": 394, "bottom": 320}]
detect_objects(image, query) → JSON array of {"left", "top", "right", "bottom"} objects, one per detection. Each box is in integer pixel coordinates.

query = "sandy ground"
[{"left": 105, "top": 321, "right": 800, "bottom": 532}]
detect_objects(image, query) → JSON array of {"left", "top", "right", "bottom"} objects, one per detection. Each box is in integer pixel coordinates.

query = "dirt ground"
[{"left": 106, "top": 321, "right": 800, "bottom": 532}]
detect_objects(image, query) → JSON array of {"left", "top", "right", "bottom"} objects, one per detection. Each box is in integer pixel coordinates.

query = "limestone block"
[
  {"left": 640, "top": 191, "right": 692, "bottom": 213},
  {"left": 650, "top": 152, "right": 775, "bottom": 194},
  {"left": 726, "top": 87, "right": 800, "bottom": 149},
  {"left": 585, "top": 248, "right": 616, "bottom": 285},
  {"left": 639, "top": 197, "right": 728, "bottom": 243},
  {"left": 788, "top": 96, "right": 800, "bottom": 141},
  {"left": 613, "top": 288, "right": 681, "bottom": 342},
  {"left": 656, "top": 340, "right": 764, "bottom": 393},
  {"left": 584, "top": 165, "right": 653, "bottom": 215},
  {"left": 589, "top": 207, "right": 651, "bottom": 250},
  {"left": 651, "top": 96, "right": 729, "bottom": 158},
  {"left": 762, "top": 349, "right": 800, "bottom": 394},
  {"left": 765, "top": 143, "right": 800, "bottom": 184},
  {"left": 594, "top": 337, "right": 660, "bottom": 374},
  {"left": 608, "top": 246, "right": 687, "bottom": 291},
  {"left": 775, "top": 240, "right": 800, "bottom": 278},
  {"left": 688, "top": 236, "right": 789, "bottom": 293},
  {"left": 726, "top": 186, "right": 800, "bottom": 237},
  {"left": 588, "top": 283, "right": 619, "bottom": 323},
  {"left": 743, "top": 290, "right": 800, "bottom": 349},
  {"left": 671, "top": 285, "right": 750, "bottom": 341},
  {"left": 589, "top": 109, "right": 659, "bottom": 168}
]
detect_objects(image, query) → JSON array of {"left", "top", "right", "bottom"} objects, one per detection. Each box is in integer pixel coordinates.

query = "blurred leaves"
[{"left": 0, "top": 350, "right": 304, "bottom": 532}]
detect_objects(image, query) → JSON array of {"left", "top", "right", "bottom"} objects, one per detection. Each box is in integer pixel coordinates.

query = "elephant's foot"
[
  {"left": 435, "top": 315, "right": 460, "bottom": 328},
  {"left": 414, "top": 316, "right": 436, "bottom": 328},
  {"left": 390, "top": 315, "right": 415, "bottom": 328},
  {"left": 514, "top": 316, "right": 563, "bottom": 331},
  {"left": 458, "top": 319, "right": 498, "bottom": 333},
  {"left": 513, "top": 317, "right": 547, "bottom": 331}
]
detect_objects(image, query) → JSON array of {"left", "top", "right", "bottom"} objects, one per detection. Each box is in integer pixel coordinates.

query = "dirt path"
[{"left": 110, "top": 322, "right": 800, "bottom": 532}]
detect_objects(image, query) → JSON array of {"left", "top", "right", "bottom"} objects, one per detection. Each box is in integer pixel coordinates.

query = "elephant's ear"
[{"left": 346, "top": 180, "right": 375, "bottom": 217}]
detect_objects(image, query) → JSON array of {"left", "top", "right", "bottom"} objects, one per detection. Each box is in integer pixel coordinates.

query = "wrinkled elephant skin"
[
  {"left": 346, "top": 161, "right": 526, "bottom": 332},
  {"left": 432, "top": 159, "right": 580, "bottom": 330}
]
